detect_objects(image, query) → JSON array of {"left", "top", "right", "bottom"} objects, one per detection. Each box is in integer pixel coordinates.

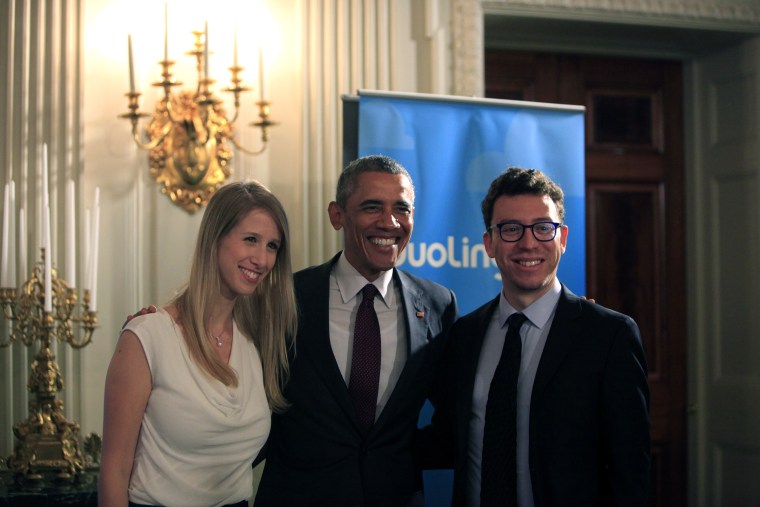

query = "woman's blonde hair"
[{"left": 172, "top": 181, "right": 297, "bottom": 412}]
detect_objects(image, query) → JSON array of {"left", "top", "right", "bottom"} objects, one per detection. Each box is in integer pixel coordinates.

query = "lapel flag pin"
[{"left": 416, "top": 311, "right": 425, "bottom": 318}]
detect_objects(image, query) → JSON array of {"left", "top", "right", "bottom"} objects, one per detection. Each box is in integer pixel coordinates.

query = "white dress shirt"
[
  {"left": 328, "top": 253, "right": 408, "bottom": 419},
  {"left": 467, "top": 279, "right": 561, "bottom": 507}
]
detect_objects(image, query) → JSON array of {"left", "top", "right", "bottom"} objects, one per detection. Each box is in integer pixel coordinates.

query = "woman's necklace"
[
  {"left": 211, "top": 319, "right": 232, "bottom": 348},
  {"left": 212, "top": 327, "right": 228, "bottom": 348}
]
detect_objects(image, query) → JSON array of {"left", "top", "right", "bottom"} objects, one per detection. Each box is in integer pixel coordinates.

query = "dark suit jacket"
[
  {"left": 255, "top": 253, "right": 458, "bottom": 507},
  {"left": 425, "top": 284, "right": 650, "bottom": 507}
]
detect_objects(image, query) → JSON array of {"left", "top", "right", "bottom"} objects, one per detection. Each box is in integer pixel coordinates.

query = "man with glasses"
[{"left": 422, "top": 167, "right": 650, "bottom": 506}]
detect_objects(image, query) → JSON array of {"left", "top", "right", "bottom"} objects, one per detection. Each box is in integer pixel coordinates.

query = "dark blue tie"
[
  {"left": 481, "top": 312, "right": 527, "bottom": 507},
  {"left": 348, "top": 284, "right": 381, "bottom": 433}
]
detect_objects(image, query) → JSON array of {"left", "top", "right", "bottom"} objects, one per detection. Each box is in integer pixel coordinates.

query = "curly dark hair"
[{"left": 481, "top": 167, "right": 565, "bottom": 230}]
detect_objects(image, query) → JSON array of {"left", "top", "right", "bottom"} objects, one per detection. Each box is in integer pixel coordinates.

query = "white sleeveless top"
[{"left": 124, "top": 308, "right": 271, "bottom": 507}]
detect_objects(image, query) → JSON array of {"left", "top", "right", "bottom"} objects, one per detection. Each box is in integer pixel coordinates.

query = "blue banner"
[
  {"left": 356, "top": 91, "right": 585, "bottom": 507},
  {"left": 358, "top": 91, "right": 585, "bottom": 314}
]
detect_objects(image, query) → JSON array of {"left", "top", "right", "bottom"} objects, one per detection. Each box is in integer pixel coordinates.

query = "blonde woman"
[{"left": 99, "top": 182, "right": 297, "bottom": 507}]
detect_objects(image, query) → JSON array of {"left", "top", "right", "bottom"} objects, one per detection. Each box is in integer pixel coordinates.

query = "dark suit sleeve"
[
  {"left": 252, "top": 441, "right": 267, "bottom": 468},
  {"left": 415, "top": 314, "right": 462, "bottom": 470},
  {"left": 602, "top": 314, "right": 651, "bottom": 506},
  {"left": 425, "top": 285, "right": 459, "bottom": 419}
]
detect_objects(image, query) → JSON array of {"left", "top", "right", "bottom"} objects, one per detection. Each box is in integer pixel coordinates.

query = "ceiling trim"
[
  {"left": 481, "top": 0, "right": 760, "bottom": 31},
  {"left": 452, "top": 0, "right": 760, "bottom": 96}
]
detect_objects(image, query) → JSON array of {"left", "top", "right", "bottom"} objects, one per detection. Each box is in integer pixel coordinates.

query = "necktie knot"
[
  {"left": 508, "top": 312, "right": 527, "bottom": 333},
  {"left": 361, "top": 284, "right": 379, "bottom": 302}
]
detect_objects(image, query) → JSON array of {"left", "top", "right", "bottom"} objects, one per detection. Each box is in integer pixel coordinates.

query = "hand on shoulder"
[{"left": 122, "top": 304, "right": 158, "bottom": 329}]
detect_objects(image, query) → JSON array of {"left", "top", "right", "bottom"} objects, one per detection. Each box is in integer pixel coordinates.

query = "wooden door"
[
  {"left": 486, "top": 51, "right": 687, "bottom": 507},
  {"left": 691, "top": 40, "right": 760, "bottom": 506}
]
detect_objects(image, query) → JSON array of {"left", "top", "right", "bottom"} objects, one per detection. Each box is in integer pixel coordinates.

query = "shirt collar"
[
  {"left": 498, "top": 278, "right": 561, "bottom": 330},
  {"left": 333, "top": 252, "right": 394, "bottom": 308}
]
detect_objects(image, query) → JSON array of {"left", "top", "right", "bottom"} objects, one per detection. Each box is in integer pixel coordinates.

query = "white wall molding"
[
  {"left": 453, "top": 0, "right": 485, "bottom": 97},
  {"left": 452, "top": 0, "right": 760, "bottom": 98},
  {"left": 482, "top": 0, "right": 760, "bottom": 29}
]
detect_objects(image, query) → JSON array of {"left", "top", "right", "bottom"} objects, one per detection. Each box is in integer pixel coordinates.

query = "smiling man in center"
[{"left": 254, "top": 155, "right": 458, "bottom": 507}]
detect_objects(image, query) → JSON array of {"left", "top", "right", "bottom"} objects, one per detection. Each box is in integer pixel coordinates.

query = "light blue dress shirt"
[{"left": 466, "top": 279, "right": 561, "bottom": 507}]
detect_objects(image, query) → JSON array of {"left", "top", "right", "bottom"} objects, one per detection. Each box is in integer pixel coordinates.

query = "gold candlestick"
[{"left": 0, "top": 248, "right": 98, "bottom": 481}]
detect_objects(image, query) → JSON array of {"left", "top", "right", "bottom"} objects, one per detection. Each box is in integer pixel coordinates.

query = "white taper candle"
[
  {"left": 128, "top": 34, "right": 135, "bottom": 93},
  {"left": 43, "top": 204, "right": 52, "bottom": 312},
  {"left": 1, "top": 183, "right": 9, "bottom": 287},
  {"left": 66, "top": 179, "right": 76, "bottom": 285},
  {"left": 9, "top": 180, "right": 15, "bottom": 287},
  {"left": 18, "top": 208, "right": 26, "bottom": 281},
  {"left": 90, "top": 187, "right": 100, "bottom": 312},
  {"left": 42, "top": 144, "right": 49, "bottom": 208},
  {"left": 258, "top": 46, "right": 265, "bottom": 101},
  {"left": 164, "top": 3, "right": 169, "bottom": 62},
  {"left": 233, "top": 27, "right": 238, "bottom": 68},
  {"left": 84, "top": 208, "right": 90, "bottom": 294}
]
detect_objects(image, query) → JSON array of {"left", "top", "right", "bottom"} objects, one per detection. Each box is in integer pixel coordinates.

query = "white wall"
[
  {"left": 78, "top": 0, "right": 287, "bottom": 439},
  {"left": 76, "top": 0, "right": 449, "bottom": 443}
]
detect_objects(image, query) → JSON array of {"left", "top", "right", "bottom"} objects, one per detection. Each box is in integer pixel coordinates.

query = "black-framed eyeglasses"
[{"left": 488, "top": 221, "right": 562, "bottom": 242}]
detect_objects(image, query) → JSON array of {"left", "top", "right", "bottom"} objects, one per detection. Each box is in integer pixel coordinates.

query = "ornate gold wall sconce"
[{"left": 120, "top": 13, "right": 276, "bottom": 214}]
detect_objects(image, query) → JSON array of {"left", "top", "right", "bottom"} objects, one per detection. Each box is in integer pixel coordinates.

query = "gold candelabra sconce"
[
  {"left": 120, "top": 17, "right": 277, "bottom": 214},
  {"left": 0, "top": 248, "right": 97, "bottom": 481}
]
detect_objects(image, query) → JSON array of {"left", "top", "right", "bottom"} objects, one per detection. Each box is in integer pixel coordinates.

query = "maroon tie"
[{"left": 348, "top": 284, "right": 381, "bottom": 433}]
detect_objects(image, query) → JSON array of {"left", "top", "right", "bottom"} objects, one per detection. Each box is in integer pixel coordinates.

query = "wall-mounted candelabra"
[
  {"left": 0, "top": 249, "right": 97, "bottom": 481},
  {"left": 120, "top": 7, "right": 277, "bottom": 214}
]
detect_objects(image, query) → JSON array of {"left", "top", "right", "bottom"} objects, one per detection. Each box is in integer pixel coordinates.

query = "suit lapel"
[
  {"left": 456, "top": 297, "right": 499, "bottom": 451},
  {"left": 371, "top": 270, "right": 428, "bottom": 432},
  {"left": 398, "top": 271, "right": 430, "bottom": 357},
  {"left": 297, "top": 255, "right": 360, "bottom": 426},
  {"left": 532, "top": 286, "right": 583, "bottom": 396}
]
